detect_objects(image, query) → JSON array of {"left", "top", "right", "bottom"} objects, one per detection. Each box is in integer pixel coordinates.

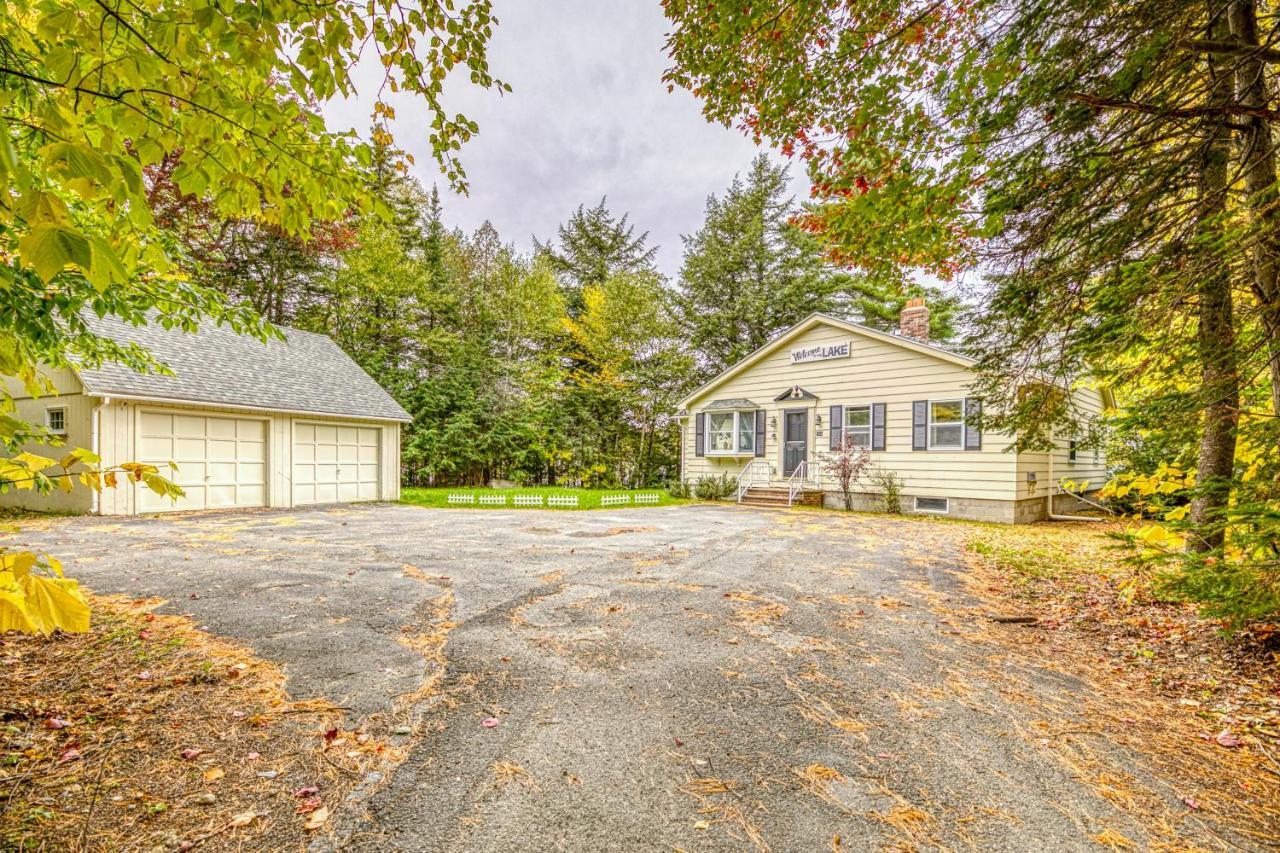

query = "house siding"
[
  {"left": 680, "top": 319, "right": 1108, "bottom": 523},
  {"left": 1013, "top": 386, "right": 1110, "bottom": 513}
]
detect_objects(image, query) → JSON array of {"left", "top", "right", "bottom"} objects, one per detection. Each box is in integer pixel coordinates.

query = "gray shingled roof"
[
  {"left": 704, "top": 398, "right": 759, "bottom": 410},
  {"left": 76, "top": 314, "right": 411, "bottom": 422}
]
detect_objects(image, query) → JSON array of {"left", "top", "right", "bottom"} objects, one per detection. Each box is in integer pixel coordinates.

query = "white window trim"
[
  {"left": 833, "top": 403, "right": 874, "bottom": 451},
  {"left": 45, "top": 406, "right": 67, "bottom": 435},
  {"left": 915, "top": 496, "right": 950, "bottom": 514},
  {"left": 927, "top": 398, "right": 965, "bottom": 451},
  {"left": 705, "top": 410, "right": 757, "bottom": 457}
]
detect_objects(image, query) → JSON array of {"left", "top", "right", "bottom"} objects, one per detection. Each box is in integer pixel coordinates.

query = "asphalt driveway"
[{"left": 6, "top": 504, "right": 1212, "bottom": 851}]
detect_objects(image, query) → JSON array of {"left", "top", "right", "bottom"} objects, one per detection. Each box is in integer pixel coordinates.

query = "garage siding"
[{"left": 96, "top": 399, "right": 400, "bottom": 515}]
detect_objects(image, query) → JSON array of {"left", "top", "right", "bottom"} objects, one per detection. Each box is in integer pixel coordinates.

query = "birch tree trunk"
[{"left": 1190, "top": 3, "right": 1241, "bottom": 552}]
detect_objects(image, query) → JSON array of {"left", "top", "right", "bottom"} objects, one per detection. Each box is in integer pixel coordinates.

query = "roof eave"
[
  {"left": 83, "top": 389, "right": 412, "bottom": 423},
  {"left": 676, "top": 313, "right": 976, "bottom": 409}
]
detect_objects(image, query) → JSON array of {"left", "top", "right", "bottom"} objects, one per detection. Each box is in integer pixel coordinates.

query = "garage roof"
[{"left": 76, "top": 314, "right": 412, "bottom": 423}]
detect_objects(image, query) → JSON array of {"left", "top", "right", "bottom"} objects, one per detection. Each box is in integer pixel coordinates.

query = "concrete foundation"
[{"left": 819, "top": 489, "right": 1105, "bottom": 524}]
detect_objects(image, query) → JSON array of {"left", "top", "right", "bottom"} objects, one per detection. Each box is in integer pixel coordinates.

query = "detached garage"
[{"left": 2, "top": 314, "right": 410, "bottom": 515}]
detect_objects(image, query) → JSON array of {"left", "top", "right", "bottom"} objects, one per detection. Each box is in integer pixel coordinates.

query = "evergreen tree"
[
  {"left": 677, "top": 155, "right": 958, "bottom": 375},
  {"left": 536, "top": 198, "right": 659, "bottom": 315}
]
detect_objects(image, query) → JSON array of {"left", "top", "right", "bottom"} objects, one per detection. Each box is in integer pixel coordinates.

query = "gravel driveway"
[{"left": 6, "top": 503, "right": 1210, "bottom": 851}]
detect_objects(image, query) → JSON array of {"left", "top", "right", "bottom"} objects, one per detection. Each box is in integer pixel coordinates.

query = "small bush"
[
  {"left": 665, "top": 479, "right": 692, "bottom": 499},
  {"left": 694, "top": 473, "right": 736, "bottom": 500},
  {"left": 871, "top": 468, "right": 903, "bottom": 514}
]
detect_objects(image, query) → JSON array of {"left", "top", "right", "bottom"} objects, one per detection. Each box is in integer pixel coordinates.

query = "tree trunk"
[
  {"left": 1190, "top": 4, "right": 1240, "bottom": 552},
  {"left": 1229, "top": 0, "right": 1280, "bottom": 417}
]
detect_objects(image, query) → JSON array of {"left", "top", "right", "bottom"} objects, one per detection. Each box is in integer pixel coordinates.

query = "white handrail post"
[{"left": 787, "top": 460, "right": 807, "bottom": 506}]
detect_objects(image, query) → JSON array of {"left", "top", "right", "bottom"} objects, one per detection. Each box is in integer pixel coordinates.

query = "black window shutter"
[
  {"left": 754, "top": 410, "right": 766, "bottom": 458},
  {"left": 872, "top": 403, "right": 886, "bottom": 451},
  {"left": 964, "top": 398, "right": 982, "bottom": 451},
  {"left": 829, "top": 405, "right": 842, "bottom": 450},
  {"left": 695, "top": 412, "right": 705, "bottom": 457},
  {"left": 912, "top": 401, "right": 928, "bottom": 451}
]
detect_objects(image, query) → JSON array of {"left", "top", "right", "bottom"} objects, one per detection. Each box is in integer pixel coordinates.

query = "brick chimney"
[{"left": 899, "top": 298, "right": 930, "bottom": 341}]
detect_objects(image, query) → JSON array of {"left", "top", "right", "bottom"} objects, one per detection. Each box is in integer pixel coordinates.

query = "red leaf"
[
  {"left": 181, "top": 748, "right": 204, "bottom": 760},
  {"left": 296, "top": 796, "right": 324, "bottom": 814},
  {"left": 43, "top": 717, "right": 70, "bottom": 730},
  {"left": 58, "top": 748, "right": 81, "bottom": 763},
  {"left": 322, "top": 728, "right": 339, "bottom": 743},
  {"left": 294, "top": 786, "right": 320, "bottom": 798},
  {"left": 138, "top": 630, "right": 152, "bottom": 640},
  {"left": 481, "top": 718, "right": 500, "bottom": 728},
  {"left": 1215, "top": 729, "right": 1242, "bottom": 748}
]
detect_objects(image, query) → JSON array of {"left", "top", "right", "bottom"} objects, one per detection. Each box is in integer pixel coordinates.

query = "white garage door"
[
  {"left": 139, "top": 412, "right": 268, "bottom": 512},
  {"left": 292, "top": 423, "right": 380, "bottom": 505}
]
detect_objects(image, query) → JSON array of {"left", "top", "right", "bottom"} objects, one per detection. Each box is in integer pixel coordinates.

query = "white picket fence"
[{"left": 450, "top": 491, "right": 659, "bottom": 509}]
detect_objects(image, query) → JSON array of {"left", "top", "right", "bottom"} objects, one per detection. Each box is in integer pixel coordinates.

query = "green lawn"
[{"left": 399, "top": 486, "right": 688, "bottom": 510}]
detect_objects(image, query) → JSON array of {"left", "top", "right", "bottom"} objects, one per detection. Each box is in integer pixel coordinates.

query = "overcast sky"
[{"left": 322, "top": 0, "right": 809, "bottom": 280}]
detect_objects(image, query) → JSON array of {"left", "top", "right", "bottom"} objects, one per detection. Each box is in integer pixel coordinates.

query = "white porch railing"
[
  {"left": 736, "top": 460, "right": 769, "bottom": 503},
  {"left": 787, "top": 460, "right": 809, "bottom": 506}
]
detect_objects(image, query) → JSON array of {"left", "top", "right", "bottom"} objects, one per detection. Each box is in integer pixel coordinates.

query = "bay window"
[
  {"left": 928, "top": 400, "right": 964, "bottom": 450},
  {"left": 706, "top": 410, "right": 756, "bottom": 455}
]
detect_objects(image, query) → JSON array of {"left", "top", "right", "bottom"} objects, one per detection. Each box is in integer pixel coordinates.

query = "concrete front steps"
[{"left": 739, "top": 486, "right": 824, "bottom": 508}]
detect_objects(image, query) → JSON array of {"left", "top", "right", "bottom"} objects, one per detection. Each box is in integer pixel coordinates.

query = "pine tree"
[
  {"left": 676, "top": 155, "right": 958, "bottom": 375},
  {"left": 536, "top": 198, "right": 659, "bottom": 315}
]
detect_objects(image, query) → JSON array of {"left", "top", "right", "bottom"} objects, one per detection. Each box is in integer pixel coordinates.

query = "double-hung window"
[
  {"left": 706, "top": 410, "right": 755, "bottom": 455},
  {"left": 833, "top": 405, "right": 871, "bottom": 449},
  {"left": 928, "top": 400, "right": 964, "bottom": 450},
  {"left": 45, "top": 407, "right": 66, "bottom": 436}
]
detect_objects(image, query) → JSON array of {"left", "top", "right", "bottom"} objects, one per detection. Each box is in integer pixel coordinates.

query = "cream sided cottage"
[
  {"left": 2, "top": 315, "right": 409, "bottom": 515},
  {"left": 677, "top": 301, "right": 1110, "bottom": 523}
]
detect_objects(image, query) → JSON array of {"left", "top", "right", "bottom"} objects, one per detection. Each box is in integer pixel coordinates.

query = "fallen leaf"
[
  {"left": 181, "top": 748, "right": 204, "bottom": 761},
  {"left": 693, "top": 820, "right": 709, "bottom": 831},
  {"left": 138, "top": 629, "right": 152, "bottom": 640},
  {"left": 1182, "top": 796, "right": 1201, "bottom": 810},
  {"left": 229, "top": 811, "right": 257, "bottom": 828},
  {"left": 1216, "top": 729, "right": 1242, "bottom": 748},
  {"left": 43, "top": 717, "right": 70, "bottom": 730},
  {"left": 323, "top": 727, "right": 339, "bottom": 743},
  {"left": 246, "top": 751, "right": 260, "bottom": 761},
  {"left": 296, "top": 796, "right": 323, "bottom": 815},
  {"left": 294, "top": 786, "right": 320, "bottom": 798},
  {"left": 203, "top": 767, "right": 225, "bottom": 782},
  {"left": 304, "top": 806, "right": 329, "bottom": 830},
  {"left": 481, "top": 718, "right": 500, "bottom": 728},
  {"left": 58, "top": 748, "right": 81, "bottom": 763}
]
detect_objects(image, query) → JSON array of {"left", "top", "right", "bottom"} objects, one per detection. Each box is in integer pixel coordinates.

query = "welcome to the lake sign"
[{"left": 790, "top": 341, "right": 851, "bottom": 364}]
